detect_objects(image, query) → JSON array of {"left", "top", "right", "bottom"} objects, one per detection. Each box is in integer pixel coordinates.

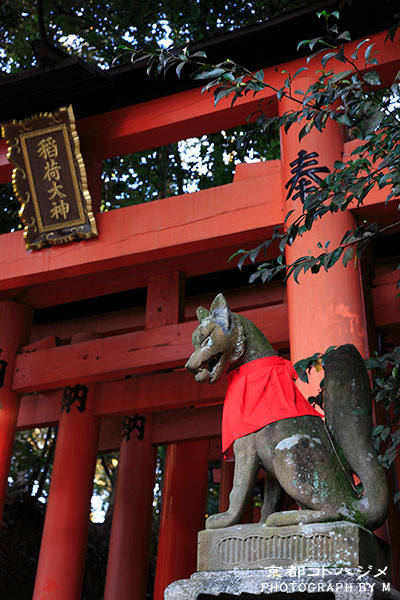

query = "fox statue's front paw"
[{"left": 206, "top": 511, "right": 239, "bottom": 529}]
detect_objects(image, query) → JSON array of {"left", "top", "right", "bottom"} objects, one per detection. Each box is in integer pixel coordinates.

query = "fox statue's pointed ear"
[
  {"left": 196, "top": 306, "right": 209, "bottom": 322},
  {"left": 209, "top": 293, "right": 231, "bottom": 329}
]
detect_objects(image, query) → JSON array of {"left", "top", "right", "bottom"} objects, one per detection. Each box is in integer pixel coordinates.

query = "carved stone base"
[
  {"left": 165, "top": 569, "right": 400, "bottom": 600},
  {"left": 197, "top": 522, "right": 390, "bottom": 577}
]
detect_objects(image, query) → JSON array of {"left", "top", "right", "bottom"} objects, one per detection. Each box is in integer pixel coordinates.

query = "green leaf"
[
  {"left": 373, "top": 425, "right": 385, "bottom": 436},
  {"left": 297, "top": 39, "right": 310, "bottom": 51},
  {"left": 334, "top": 46, "right": 346, "bottom": 63},
  {"left": 333, "top": 160, "right": 345, "bottom": 170},
  {"left": 277, "top": 88, "right": 285, "bottom": 101},
  {"left": 329, "top": 70, "right": 353, "bottom": 85},
  {"left": 237, "top": 252, "right": 248, "bottom": 270},
  {"left": 337, "top": 31, "right": 351, "bottom": 42},
  {"left": 192, "top": 67, "right": 226, "bottom": 80},
  {"left": 284, "top": 210, "right": 295, "bottom": 224},
  {"left": 326, "top": 246, "right": 343, "bottom": 270},
  {"left": 191, "top": 50, "right": 207, "bottom": 59},
  {"left": 309, "top": 36, "right": 324, "bottom": 51},
  {"left": 175, "top": 62, "right": 187, "bottom": 79},
  {"left": 364, "top": 43, "right": 375, "bottom": 61},
  {"left": 249, "top": 246, "right": 261, "bottom": 263},
  {"left": 363, "top": 71, "right": 381, "bottom": 86},
  {"left": 299, "top": 122, "right": 312, "bottom": 141},
  {"left": 214, "top": 87, "right": 235, "bottom": 105},
  {"left": 353, "top": 38, "right": 370, "bottom": 59},
  {"left": 360, "top": 111, "right": 384, "bottom": 136},
  {"left": 229, "top": 249, "right": 245, "bottom": 262},
  {"left": 293, "top": 263, "right": 304, "bottom": 284},
  {"left": 292, "top": 67, "right": 308, "bottom": 80},
  {"left": 249, "top": 271, "right": 261, "bottom": 283},
  {"left": 254, "top": 70, "right": 264, "bottom": 82},
  {"left": 342, "top": 246, "right": 354, "bottom": 267},
  {"left": 261, "top": 269, "right": 273, "bottom": 283},
  {"left": 321, "top": 52, "right": 337, "bottom": 68}
]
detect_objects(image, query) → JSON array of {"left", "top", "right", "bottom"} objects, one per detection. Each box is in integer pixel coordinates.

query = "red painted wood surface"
[
  {"left": 153, "top": 440, "right": 209, "bottom": 600},
  {"left": 151, "top": 405, "right": 222, "bottom": 446},
  {"left": 219, "top": 460, "right": 234, "bottom": 513},
  {"left": 0, "top": 168, "right": 282, "bottom": 297},
  {"left": 29, "top": 282, "right": 284, "bottom": 340},
  {"left": 17, "top": 391, "right": 62, "bottom": 429},
  {"left": 280, "top": 86, "right": 369, "bottom": 396},
  {"left": 146, "top": 271, "right": 185, "bottom": 329},
  {"left": 95, "top": 368, "right": 225, "bottom": 417},
  {"left": 17, "top": 374, "right": 224, "bottom": 435},
  {"left": 0, "top": 31, "right": 396, "bottom": 309},
  {"left": 372, "top": 271, "right": 400, "bottom": 328},
  {"left": 0, "top": 27, "right": 397, "bottom": 598},
  {"left": 0, "top": 31, "right": 397, "bottom": 185},
  {"left": 0, "top": 158, "right": 394, "bottom": 312},
  {"left": 13, "top": 272, "right": 398, "bottom": 432},
  {"left": 0, "top": 301, "right": 32, "bottom": 523},
  {"left": 76, "top": 31, "right": 398, "bottom": 159},
  {"left": 12, "top": 237, "right": 267, "bottom": 309},
  {"left": 13, "top": 304, "right": 289, "bottom": 393},
  {"left": 96, "top": 406, "right": 222, "bottom": 452},
  {"left": 104, "top": 417, "right": 157, "bottom": 600},
  {"left": 0, "top": 139, "right": 12, "bottom": 184},
  {"left": 33, "top": 385, "right": 100, "bottom": 600}
]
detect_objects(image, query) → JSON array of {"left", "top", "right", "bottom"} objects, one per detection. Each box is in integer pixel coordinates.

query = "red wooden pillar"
[
  {"left": 219, "top": 459, "right": 234, "bottom": 513},
  {"left": 33, "top": 381, "right": 100, "bottom": 600},
  {"left": 0, "top": 300, "right": 33, "bottom": 523},
  {"left": 279, "top": 86, "right": 368, "bottom": 395},
  {"left": 279, "top": 79, "right": 400, "bottom": 574},
  {"left": 153, "top": 439, "right": 209, "bottom": 600},
  {"left": 103, "top": 416, "right": 157, "bottom": 600},
  {"left": 148, "top": 269, "right": 209, "bottom": 600}
]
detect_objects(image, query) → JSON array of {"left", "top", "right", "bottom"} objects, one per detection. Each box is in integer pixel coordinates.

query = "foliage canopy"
[{"left": 127, "top": 10, "right": 400, "bottom": 478}]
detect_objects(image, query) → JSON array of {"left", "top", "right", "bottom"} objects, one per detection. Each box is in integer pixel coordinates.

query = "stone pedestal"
[
  {"left": 197, "top": 522, "right": 390, "bottom": 576},
  {"left": 164, "top": 522, "right": 397, "bottom": 600},
  {"left": 165, "top": 569, "right": 400, "bottom": 600}
]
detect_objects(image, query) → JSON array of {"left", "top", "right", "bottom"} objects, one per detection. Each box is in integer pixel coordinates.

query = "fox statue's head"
[{"left": 185, "top": 293, "right": 246, "bottom": 384}]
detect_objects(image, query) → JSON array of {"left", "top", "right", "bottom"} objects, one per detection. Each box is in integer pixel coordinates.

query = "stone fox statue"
[{"left": 185, "top": 293, "right": 389, "bottom": 531}]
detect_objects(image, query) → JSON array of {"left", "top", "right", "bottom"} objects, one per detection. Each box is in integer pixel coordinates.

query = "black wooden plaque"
[{"left": 1, "top": 105, "right": 98, "bottom": 249}]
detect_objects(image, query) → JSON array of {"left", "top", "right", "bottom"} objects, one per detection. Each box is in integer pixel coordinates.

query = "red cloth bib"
[{"left": 222, "top": 356, "right": 322, "bottom": 458}]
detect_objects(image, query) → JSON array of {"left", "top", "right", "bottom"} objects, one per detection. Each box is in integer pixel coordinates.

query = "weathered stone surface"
[
  {"left": 186, "top": 295, "right": 389, "bottom": 531},
  {"left": 165, "top": 569, "right": 399, "bottom": 600},
  {"left": 197, "top": 522, "right": 390, "bottom": 578}
]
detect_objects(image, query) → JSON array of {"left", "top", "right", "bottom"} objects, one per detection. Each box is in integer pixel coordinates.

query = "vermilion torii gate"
[{"left": 0, "top": 15, "right": 399, "bottom": 600}]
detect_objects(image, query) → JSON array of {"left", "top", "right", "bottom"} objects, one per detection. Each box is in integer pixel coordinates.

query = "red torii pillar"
[
  {"left": 33, "top": 332, "right": 100, "bottom": 600},
  {"left": 219, "top": 460, "right": 234, "bottom": 513},
  {"left": 33, "top": 383, "right": 99, "bottom": 600},
  {"left": 279, "top": 85, "right": 400, "bottom": 576},
  {"left": 150, "top": 271, "right": 209, "bottom": 600},
  {"left": 103, "top": 416, "right": 156, "bottom": 600},
  {"left": 0, "top": 300, "right": 33, "bottom": 523},
  {"left": 153, "top": 439, "right": 209, "bottom": 600},
  {"left": 32, "top": 147, "right": 103, "bottom": 600},
  {"left": 279, "top": 87, "right": 368, "bottom": 391}
]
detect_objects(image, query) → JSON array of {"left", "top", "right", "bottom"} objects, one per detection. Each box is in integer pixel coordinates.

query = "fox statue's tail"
[{"left": 323, "top": 344, "right": 389, "bottom": 530}]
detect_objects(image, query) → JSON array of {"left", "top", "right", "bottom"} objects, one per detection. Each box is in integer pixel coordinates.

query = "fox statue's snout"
[{"left": 185, "top": 293, "right": 246, "bottom": 384}]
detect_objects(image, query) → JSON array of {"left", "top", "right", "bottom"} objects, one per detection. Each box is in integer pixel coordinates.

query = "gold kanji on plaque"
[{"left": 1, "top": 105, "right": 98, "bottom": 250}]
